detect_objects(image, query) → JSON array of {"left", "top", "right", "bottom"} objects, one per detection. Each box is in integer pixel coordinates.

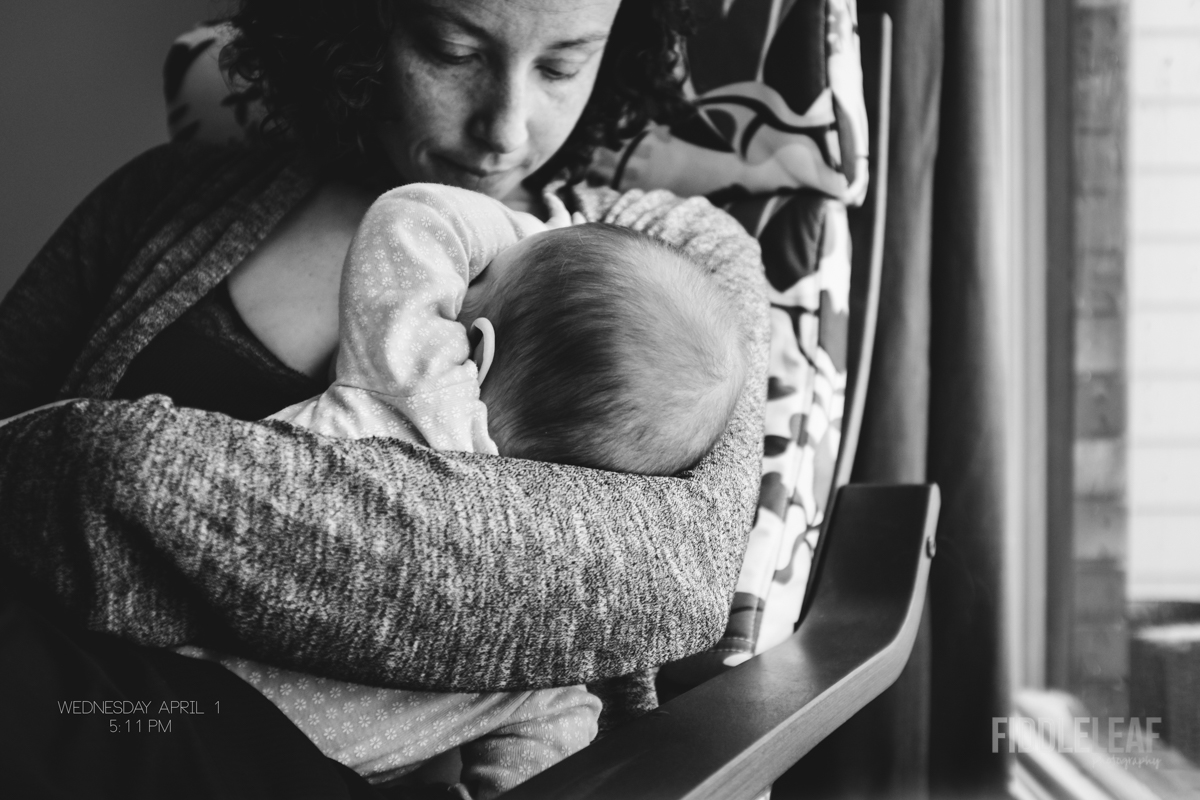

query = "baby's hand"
[{"left": 544, "top": 192, "right": 587, "bottom": 229}]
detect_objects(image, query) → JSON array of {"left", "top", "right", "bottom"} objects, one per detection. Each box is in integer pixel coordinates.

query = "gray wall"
[{"left": 0, "top": 0, "right": 223, "bottom": 299}]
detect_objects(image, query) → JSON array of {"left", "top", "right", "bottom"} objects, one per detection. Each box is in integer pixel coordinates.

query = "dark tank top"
[{"left": 112, "top": 280, "right": 326, "bottom": 421}]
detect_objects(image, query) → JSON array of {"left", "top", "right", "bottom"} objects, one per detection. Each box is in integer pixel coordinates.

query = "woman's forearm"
[{"left": 0, "top": 389, "right": 762, "bottom": 691}]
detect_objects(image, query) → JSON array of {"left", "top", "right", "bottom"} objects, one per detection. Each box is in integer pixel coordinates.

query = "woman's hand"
[{"left": 543, "top": 191, "right": 587, "bottom": 230}]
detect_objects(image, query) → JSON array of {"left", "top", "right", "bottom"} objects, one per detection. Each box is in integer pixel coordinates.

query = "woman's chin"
[
  {"left": 429, "top": 158, "right": 527, "bottom": 199},
  {"left": 382, "top": 149, "right": 537, "bottom": 206}
]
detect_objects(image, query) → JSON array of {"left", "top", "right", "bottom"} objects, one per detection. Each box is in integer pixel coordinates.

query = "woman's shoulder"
[
  {"left": 568, "top": 183, "right": 754, "bottom": 249},
  {"left": 567, "top": 183, "right": 763, "bottom": 292},
  {"left": 105, "top": 141, "right": 303, "bottom": 197},
  {"left": 75, "top": 141, "right": 312, "bottom": 256}
]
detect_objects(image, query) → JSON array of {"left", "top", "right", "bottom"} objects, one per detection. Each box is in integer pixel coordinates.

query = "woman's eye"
[
  {"left": 431, "top": 48, "right": 475, "bottom": 66},
  {"left": 418, "top": 34, "right": 477, "bottom": 66},
  {"left": 538, "top": 64, "right": 580, "bottom": 82}
]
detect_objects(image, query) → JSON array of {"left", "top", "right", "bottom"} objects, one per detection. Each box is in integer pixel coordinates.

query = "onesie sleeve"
[
  {"left": 355, "top": 185, "right": 533, "bottom": 446},
  {"left": 271, "top": 185, "right": 541, "bottom": 450}
]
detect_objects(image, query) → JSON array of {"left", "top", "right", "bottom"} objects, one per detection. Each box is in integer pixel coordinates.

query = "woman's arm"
[{"left": 0, "top": 182, "right": 769, "bottom": 693}]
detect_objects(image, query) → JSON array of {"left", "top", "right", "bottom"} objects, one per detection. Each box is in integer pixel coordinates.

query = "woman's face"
[{"left": 379, "top": 0, "right": 622, "bottom": 201}]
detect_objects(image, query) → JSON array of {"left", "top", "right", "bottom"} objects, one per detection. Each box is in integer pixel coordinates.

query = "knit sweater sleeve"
[{"left": 0, "top": 183, "right": 769, "bottom": 693}]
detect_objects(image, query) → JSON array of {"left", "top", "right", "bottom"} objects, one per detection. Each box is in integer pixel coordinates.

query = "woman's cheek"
[
  {"left": 393, "top": 58, "right": 449, "bottom": 128},
  {"left": 540, "top": 74, "right": 598, "bottom": 146},
  {"left": 387, "top": 71, "right": 473, "bottom": 178}
]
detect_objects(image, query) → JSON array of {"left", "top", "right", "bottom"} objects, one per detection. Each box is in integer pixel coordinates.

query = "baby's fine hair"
[{"left": 482, "top": 223, "right": 748, "bottom": 476}]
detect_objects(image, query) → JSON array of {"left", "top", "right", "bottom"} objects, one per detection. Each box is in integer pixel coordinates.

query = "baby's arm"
[
  {"left": 336, "top": 184, "right": 544, "bottom": 382},
  {"left": 351, "top": 183, "right": 545, "bottom": 291},
  {"left": 342, "top": 186, "right": 538, "bottom": 366},
  {"left": 278, "top": 185, "right": 545, "bottom": 447},
  {"left": 457, "top": 686, "right": 601, "bottom": 800}
]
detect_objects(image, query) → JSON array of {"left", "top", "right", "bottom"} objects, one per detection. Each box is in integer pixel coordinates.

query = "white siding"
[
  {"left": 1131, "top": 311, "right": 1200, "bottom": 374},
  {"left": 1128, "top": 4, "right": 1200, "bottom": 601},
  {"left": 1125, "top": 515, "right": 1200, "bottom": 601},
  {"left": 1130, "top": 243, "right": 1200, "bottom": 304},
  {"left": 1133, "top": 377, "right": 1200, "bottom": 438},
  {"left": 1131, "top": 34, "right": 1200, "bottom": 98},
  {"left": 1131, "top": 174, "right": 1200, "bottom": 239},
  {"left": 1129, "top": 445, "right": 1200, "bottom": 509},
  {"left": 1132, "top": 106, "right": 1200, "bottom": 167},
  {"left": 1133, "top": 1, "right": 1200, "bottom": 29}
]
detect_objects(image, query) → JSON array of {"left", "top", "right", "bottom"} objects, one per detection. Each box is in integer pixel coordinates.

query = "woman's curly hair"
[{"left": 223, "top": 0, "right": 695, "bottom": 186}]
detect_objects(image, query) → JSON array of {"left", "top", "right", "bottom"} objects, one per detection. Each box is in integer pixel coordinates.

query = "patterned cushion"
[
  {"left": 590, "top": 0, "right": 868, "bottom": 206},
  {"left": 163, "top": 2, "right": 866, "bottom": 683},
  {"left": 620, "top": 2, "right": 863, "bottom": 687},
  {"left": 164, "top": 23, "right": 261, "bottom": 145}
]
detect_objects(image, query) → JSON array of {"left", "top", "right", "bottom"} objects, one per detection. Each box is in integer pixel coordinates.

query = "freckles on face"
[{"left": 377, "top": 0, "right": 622, "bottom": 199}]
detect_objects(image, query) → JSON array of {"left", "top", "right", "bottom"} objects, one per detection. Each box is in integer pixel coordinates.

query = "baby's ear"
[{"left": 470, "top": 318, "right": 496, "bottom": 386}]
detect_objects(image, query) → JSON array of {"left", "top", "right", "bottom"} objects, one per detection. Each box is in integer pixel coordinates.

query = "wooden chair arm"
[{"left": 502, "top": 483, "right": 940, "bottom": 800}]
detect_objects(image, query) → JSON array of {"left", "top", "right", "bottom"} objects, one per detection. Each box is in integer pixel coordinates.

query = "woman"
[{"left": 0, "top": 0, "right": 767, "bottom": 749}]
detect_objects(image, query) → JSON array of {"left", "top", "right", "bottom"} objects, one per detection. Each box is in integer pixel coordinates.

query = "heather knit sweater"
[{"left": 0, "top": 143, "right": 769, "bottom": 700}]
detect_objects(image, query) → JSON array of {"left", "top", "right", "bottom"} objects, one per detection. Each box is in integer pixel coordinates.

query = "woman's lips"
[{"left": 434, "top": 154, "right": 524, "bottom": 183}]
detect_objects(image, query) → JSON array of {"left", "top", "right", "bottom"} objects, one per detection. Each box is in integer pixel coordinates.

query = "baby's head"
[{"left": 459, "top": 223, "right": 748, "bottom": 476}]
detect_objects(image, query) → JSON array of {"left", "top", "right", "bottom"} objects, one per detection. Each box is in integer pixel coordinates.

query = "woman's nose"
[{"left": 470, "top": 74, "right": 530, "bottom": 156}]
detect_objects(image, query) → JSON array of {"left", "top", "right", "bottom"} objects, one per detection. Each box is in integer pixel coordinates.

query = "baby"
[
  {"left": 273, "top": 183, "right": 747, "bottom": 475},
  {"left": 185, "top": 184, "right": 748, "bottom": 799}
]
